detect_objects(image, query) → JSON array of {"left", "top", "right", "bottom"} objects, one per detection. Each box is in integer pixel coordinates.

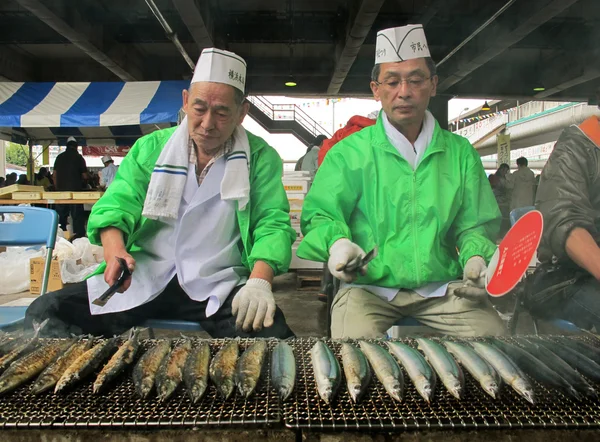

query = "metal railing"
[{"left": 247, "top": 96, "right": 332, "bottom": 138}]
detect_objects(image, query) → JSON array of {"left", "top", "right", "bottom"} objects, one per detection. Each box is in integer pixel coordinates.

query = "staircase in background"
[{"left": 247, "top": 96, "right": 332, "bottom": 146}]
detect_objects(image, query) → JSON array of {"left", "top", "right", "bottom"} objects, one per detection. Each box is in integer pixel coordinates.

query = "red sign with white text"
[
  {"left": 82, "top": 146, "right": 131, "bottom": 157},
  {"left": 486, "top": 210, "right": 543, "bottom": 297}
]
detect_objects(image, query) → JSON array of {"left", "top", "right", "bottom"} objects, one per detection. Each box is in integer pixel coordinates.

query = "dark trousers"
[
  {"left": 25, "top": 277, "right": 295, "bottom": 339},
  {"left": 55, "top": 204, "right": 86, "bottom": 237}
]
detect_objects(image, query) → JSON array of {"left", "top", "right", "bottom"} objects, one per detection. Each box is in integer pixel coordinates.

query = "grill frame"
[
  {"left": 0, "top": 338, "right": 281, "bottom": 429},
  {"left": 282, "top": 337, "right": 600, "bottom": 430}
]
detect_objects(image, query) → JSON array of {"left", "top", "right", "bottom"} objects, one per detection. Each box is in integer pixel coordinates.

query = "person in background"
[
  {"left": 489, "top": 163, "right": 511, "bottom": 236},
  {"left": 295, "top": 145, "right": 311, "bottom": 171},
  {"left": 509, "top": 157, "right": 536, "bottom": 211},
  {"left": 99, "top": 155, "right": 118, "bottom": 189},
  {"left": 299, "top": 24, "right": 504, "bottom": 338},
  {"left": 529, "top": 88, "right": 600, "bottom": 331},
  {"left": 17, "top": 174, "right": 29, "bottom": 185},
  {"left": 5, "top": 173, "right": 17, "bottom": 186},
  {"left": 300, "top": 135, "right": 328, "bottom": 173},
  {"left": 318, "top": 111, "right": 379, "bottom": 166},
  {"left": 35, "top": 167, "right": 52, "bottom": 191},
  {"left": 0, "top": 177, "right": 5, "bottom": 188},
  {"left": 53, "top": 136, "right": 89, "bottom": 239}
]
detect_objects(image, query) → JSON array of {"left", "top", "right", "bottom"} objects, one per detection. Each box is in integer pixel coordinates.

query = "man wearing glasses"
[{"left": 298, "top": 25, "right": 504, "bottom": 338}]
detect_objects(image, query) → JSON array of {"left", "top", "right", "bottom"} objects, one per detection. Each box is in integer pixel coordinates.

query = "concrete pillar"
[{"left": 429, "top": 95, "right": 450, "bottom": 130}]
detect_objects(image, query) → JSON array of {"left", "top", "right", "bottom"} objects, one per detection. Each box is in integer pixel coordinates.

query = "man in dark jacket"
[{"left": 533, "top": 89, "right": 600, "bottom": 330}]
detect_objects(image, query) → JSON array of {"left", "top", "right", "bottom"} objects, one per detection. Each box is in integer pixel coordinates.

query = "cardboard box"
[
  {"left": 30, "top": 256, "right": 63, "bottom": 295},
  {"left": 286, "top": 192, "right": 305, "bottom": 200},
  {"left": 283, "top": 179, "right": 310, "bottom": 193},
  {"left": 290, "top": 209, "right": 302, "bottom": 224}
]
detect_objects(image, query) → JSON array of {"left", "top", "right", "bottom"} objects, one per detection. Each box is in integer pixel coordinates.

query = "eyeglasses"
[{"left": 374, "top": 77, "right": 431, "bottom": 91}]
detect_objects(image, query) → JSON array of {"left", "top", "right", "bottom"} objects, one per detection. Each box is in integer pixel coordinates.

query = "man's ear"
[
  {"left": 430, "top": 75, "right": 438, "bottom": 98},
  {"left": 182, "top": 89, "right": 189, "bottom": 114},
  {"left": 370, "top": 81, "right": 381, "bottom": 102}
]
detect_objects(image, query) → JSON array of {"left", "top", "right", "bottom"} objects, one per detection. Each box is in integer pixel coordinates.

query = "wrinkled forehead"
[
  {"left": 379, "top": 59, "right": 430, "bottom": 78},
  {"left": 187, "top": 81, "right": 238, "bottom": 108}
]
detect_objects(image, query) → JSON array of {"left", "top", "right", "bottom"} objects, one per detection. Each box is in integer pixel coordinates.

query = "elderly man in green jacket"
[
  {"left": 25, "top": 48, "right": 296, "bottom": 338},
  {"left": 298, "top": 25, "right": 505, "bottom": 338}
]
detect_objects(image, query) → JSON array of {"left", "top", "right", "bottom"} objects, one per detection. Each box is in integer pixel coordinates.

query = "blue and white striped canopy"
[{"left": 0, "top": 81, "right": 188, "bottom": 145}]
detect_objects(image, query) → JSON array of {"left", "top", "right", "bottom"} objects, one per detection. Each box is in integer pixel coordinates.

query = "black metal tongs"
[{"left": 92, "top": 257, "right": 131, "bottom": 307}]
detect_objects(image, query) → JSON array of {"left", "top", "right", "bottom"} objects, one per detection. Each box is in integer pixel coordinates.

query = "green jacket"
[
  {"left": 88, "top": 126, "right": 296, "bottom": 277},
  {"left": 297, "top": 115, "right": 500, "bottom": 289}
]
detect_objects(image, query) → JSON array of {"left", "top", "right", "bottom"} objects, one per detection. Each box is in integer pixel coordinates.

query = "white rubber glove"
[
  {"left": 454, "top": 256, "right": 488, "bottom": 300},
  {"left": 328, "top": 238, "right": 367, "bottom": 283},
  {"left": 232, "top": 278, "right": 276, "bottom": 332}
]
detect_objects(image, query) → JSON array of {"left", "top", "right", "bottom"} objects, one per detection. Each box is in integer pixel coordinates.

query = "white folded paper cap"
[
  {"left": 191, "top": 48, "right": 247, "bottom": 93},
  {"left": 375, "top": 25, "right": 431, "bottom": 64},
  {"left": 101, "top": 155, "right": 113, "bottom": 163},
  {"left": 67, "top": 136, "right": 77, "bottom": 143}
]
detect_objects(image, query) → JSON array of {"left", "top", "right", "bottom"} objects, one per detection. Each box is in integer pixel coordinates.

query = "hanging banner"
[
  {"left": 82, "top": 146, "right": 131, "bottom": 157},
  {"left": 497, "top": 134, "right": 511, "bottom": 166}
]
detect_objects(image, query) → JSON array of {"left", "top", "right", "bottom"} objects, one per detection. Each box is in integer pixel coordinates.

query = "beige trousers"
[{"left": 330, "top": 283, "right": 506, "bottom": 339}]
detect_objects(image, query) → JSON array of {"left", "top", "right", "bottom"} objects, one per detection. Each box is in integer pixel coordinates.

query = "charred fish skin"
[
  {"left": 340, "top": 343, "right": 371, "bottom": 403},
  {"left": 183, "top": 341, "right": 211, "bottom": 404},
  {"left": 490, "top": 339, "right": 580, "bottom": 401},
  {"left": 471, "top": 341, "right": 535, "bottom": 405},
  {"left": 271, "top": 341, "right": 295, "bottom": 402},
  {"left": 55, "top": 337, "right": 118, "bottom": 394},
  {"left": 209, "top": 340, "right": 239, "bottom": 400},
  {"left": 31, "top": 338, "right": 94, "bottom": 395},
  {"left": 443, "top": 340, "right": 499, "bottom": 399},
  {"left": 359, "top": 341, "right": 404, "bottom": 402},
  {"left": 416, "top": 338, "right": 463, "bottom": 400},
  {"left": 235, "top": 340, "right": 268, "bottom": 399},
  {"left": 133, "top": 340, "right": 172, "bottom": 399},
  {"left": 0, "top": 339, "right": 74, "bottom": 395},
  {"left": 0, "top": 319, "right": 48, "bottom": 372},
  {"left": 93, "top": 328, "right": 141, "bottom": 394},
  {"left": 532, "top": 338, "right": 600, "bottom": 384},
  {"left": 310, "top": 341, "right": 341, "bottom": 404},
  {"left": 517, "top": 338, "right": 597, "bottom": 399},
  {"left": 156, "top": 340, "right": 193, "bottom": 402},
  {"left": 387, "top": 341, "right": 436, "bottom": 402}
]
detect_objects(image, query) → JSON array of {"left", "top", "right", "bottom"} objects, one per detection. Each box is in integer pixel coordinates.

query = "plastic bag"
[
  {"left": 0, "top": 247, "right": 44, "bottom": 295},
  {"left": 58, "top": 237, "right": 103, "bottom": 284}
]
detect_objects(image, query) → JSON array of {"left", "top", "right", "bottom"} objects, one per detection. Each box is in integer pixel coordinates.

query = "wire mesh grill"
[
  {"left": 0, "top": 338, "right": 280, "bottom": 429},
  {"left": 283, "top": 336, "right": 600, "bottom": 430}
]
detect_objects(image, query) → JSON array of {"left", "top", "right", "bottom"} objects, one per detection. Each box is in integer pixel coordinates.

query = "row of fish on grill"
[
  {"left": 0, "top": 323, "right": 296, "bottom": 403},
  {"left": 311, "top": 337, "right": 600, "bottom": 405}
]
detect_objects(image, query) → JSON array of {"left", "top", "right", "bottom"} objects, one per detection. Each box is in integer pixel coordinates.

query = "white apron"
[{"left": 87, "top": 157, "right": 247, "bottom": 316}]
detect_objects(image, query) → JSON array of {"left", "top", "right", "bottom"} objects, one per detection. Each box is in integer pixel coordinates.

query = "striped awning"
[{"left": 0, "top": 81, "right": 188, "bottom": 145}]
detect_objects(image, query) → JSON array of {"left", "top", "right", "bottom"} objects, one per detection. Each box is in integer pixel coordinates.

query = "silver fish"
[
  {"left": 0, "top": 319, "right": 48, "bottom": 372},
  {"left": 310, "top": 341, "right": 341, "bottom": 404},
  {"left": 359, "top": 341, "right": 403, "bottom": 402},
  {"left": 156, "top": 340, "right": 193, "bottom": 402},
  {"left": 209, "top": 340, "right": 239, "bottom": 400},
  {"left": 93, "top": 328, "right": 141, "bottom": 394},
  {"left": 183, "top": 341, "right": 211, "bottom": 404},
  {"left": 235, "top": 340, "right": 268, "bottom": 398},
  {"left": 270, "top": 341, "right": 295, "bottom": 401},
  {"left": 31, "top": 337, "right": 94, "bottom": 395},
  {"left": 387, "top": 341, "right": 436, "bottom": 402},
  {"left": 55, "top": 337, "right": 118, "bottom": 393},
  {"left": 471, "top": 341, "right": 535, "bottom": 404},
  {"left": 416, "top": 338, "right": 464, "bottom": 400},
  {"left": 443, "top": 340, "right": 500, "bottom": 399},
  {"left": 133, "top": 340, "right": 172, "bottom": 399},
  {"left": 0, "top": 338, "right": 74, "bottom": 395},
  {"left": 340, "top": 343, "right": 371, "bottom": 403}
]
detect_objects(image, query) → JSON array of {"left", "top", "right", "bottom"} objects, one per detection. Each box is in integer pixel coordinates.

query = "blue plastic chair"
[
  {"left": 0, "top": 207, "right": 59, "bottom": 330},
  {"left": 141, "top": 319, "right": 204, "bottom": 339}
]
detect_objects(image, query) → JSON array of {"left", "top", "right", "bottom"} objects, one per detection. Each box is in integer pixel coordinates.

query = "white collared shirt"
[{"left": 382, "top": 109, "right": 435, "bottom": 169}]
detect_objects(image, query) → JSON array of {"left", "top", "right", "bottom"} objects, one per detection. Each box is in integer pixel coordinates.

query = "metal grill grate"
[
  {"left": 0, "top": 338, "right": 280, "bottom": 429},
  {"left": 283, "top": 337, "right": 600, "bottom": 430}
]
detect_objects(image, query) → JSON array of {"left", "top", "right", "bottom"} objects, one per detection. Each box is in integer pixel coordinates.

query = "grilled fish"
[
  {"left": 31, "top": 337, "right": 94, "bottom": 394},
  {"left": 471, "top": 341, "right": 535, "bottom": 404},
  {"left": 183, "top": 341, "right": 211, "bottom": 403},
  {"left": 133, "top": 340, "right": 171, "bottom": 399},
  {"left": 556, "top": 338, "right": 600, "bottom": 366},
  {"left": 235, "top": 340, "right": 268, "bottom": 398},
  {"left": 533, "top": 338, "right": 600, "bottom": 383},
  {"left": 0, "top": 319, "right": 48, "bottom": 372},
  {"left": 93, "top": 328, "right": 141, "bottom": 394},
  {"left": 340, "top": 343, "right": 371, "bottom": 403},
  {"left": 443, "top": 340, "right": 499, "bottom": 399},
  {"left": 270, "top": 341, "right": 295, "bottom": 401},
  {"left": 0, "top": 338, "right": 74, "bottom": 395},
  {"left": 359, "top": 341, "right": 404, "bottom": 402},
  {"left": 490, "top": 339, "right": 580, "bottom": 400},
  {"left": 156, "top": 340, "right": 193, "bottom": 402},
  {"left": 517, "top": 338, "right": 597, "bottom": 399},
  {"left": 416, "top": 338, "right": 463, "bottom": 400},
  {"left": 387, "top": 341, "right": 436, "bottom": 402},
  {"left": 209, "top": 340, "right": 239, "bottom": 400},
  {"left": 310, "top": 341, "right": 341, "bottom": 404},
  {"left": 55, "top": 337, "right": 118, "bottom": 393},
  {"left": 0, "top": 331, "right": 27, "bottom": 355}
]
